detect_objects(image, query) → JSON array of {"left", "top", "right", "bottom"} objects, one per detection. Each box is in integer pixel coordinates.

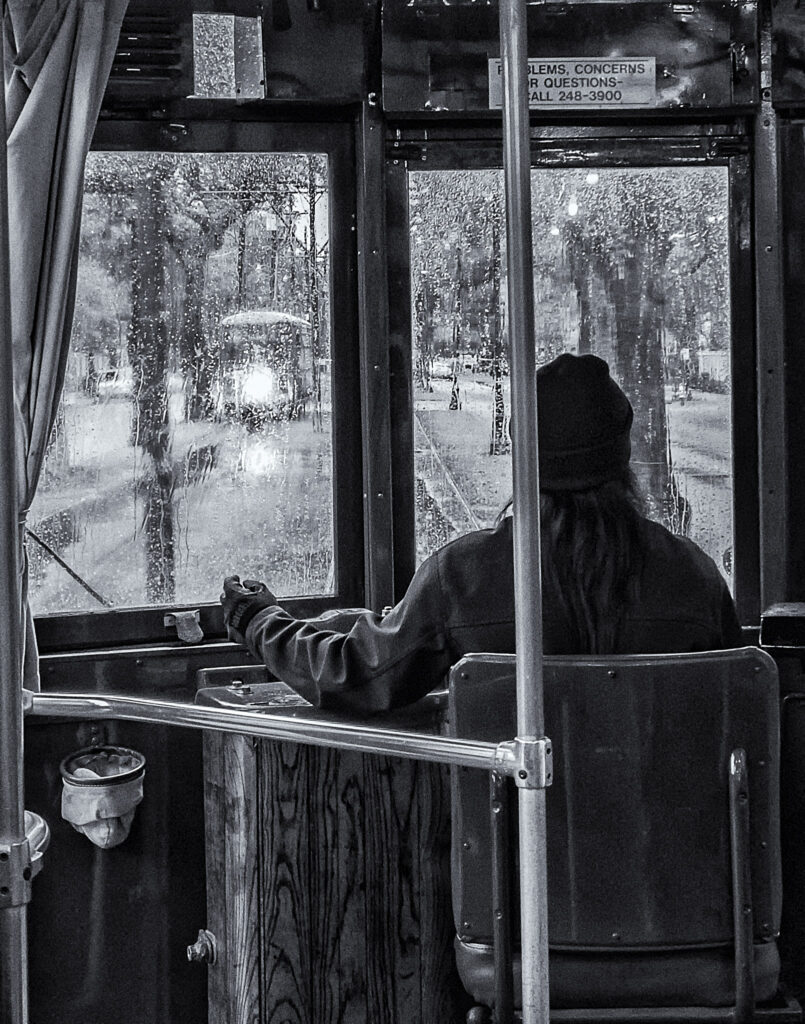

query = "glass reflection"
[
  {"left": 29, "top": 151, "right": 333, "bottom": 614},
  {"left": 409, "top": 166, "right": 733, "bottom": 588}
]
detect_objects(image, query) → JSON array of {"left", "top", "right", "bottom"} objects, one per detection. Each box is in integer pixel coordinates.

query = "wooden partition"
[{"left": 200, "top": 680, "right": 467, "bottom": 1024}]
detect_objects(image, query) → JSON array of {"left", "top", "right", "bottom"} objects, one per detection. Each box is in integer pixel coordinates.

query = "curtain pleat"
[{"left": 5, "top": 0, "right": 128, "bottom": 687}]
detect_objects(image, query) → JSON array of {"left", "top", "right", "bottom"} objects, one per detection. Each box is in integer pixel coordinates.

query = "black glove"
[{"left": 220, "top": 576, "right": 277, "bottom": 642}]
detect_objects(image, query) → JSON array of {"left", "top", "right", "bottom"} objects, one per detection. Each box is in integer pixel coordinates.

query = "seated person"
[{"left": 221, "top": 353, "right": 741, "bottom": 713}]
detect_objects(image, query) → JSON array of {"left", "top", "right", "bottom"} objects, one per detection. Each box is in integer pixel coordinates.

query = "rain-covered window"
[
  {"left": 29, "top": 152, "right": 333, "bottom": 615},
  {"left": 192, "top": 13, "right": 266, "bottom": 100},
  {"left": 409, "top": 166, "right": 733, "bottom": 588}
]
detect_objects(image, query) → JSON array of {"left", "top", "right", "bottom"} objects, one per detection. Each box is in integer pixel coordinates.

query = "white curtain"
[{"left": 5, "top": 0, "right": 128, "bottom": 687}]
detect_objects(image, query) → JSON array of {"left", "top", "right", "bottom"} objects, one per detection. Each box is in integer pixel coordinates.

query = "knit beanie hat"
[{"left": 536, "top": 353, "right": 633, "bottom": 491}]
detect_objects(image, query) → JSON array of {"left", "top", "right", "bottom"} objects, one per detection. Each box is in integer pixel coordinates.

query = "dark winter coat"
[{"left": 244, "top": 515, "right": 742, "bottom": 714}]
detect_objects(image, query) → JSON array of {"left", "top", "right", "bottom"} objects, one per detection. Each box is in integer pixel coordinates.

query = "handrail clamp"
[
  {"left": 0, "top": 837, "right": 34, "bottom": 909},
  {"left": 494, "top": 736, "right": 553, "bottom": 789}
]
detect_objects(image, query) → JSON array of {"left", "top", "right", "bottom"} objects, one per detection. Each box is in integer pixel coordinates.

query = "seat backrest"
[{"left": 449, "top": 648, "right": 781, "bottom": 950}]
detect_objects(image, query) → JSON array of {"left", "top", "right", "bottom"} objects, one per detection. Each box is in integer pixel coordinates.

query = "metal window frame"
[
  {"left": 779, "top": 120, "right": 805, "bottom": 605},
  {"left": 385, "top": 123, "right": 760, "bottom": 622},
  {"left": 33, "top": 119, "right": 365, "bottom": 653}
]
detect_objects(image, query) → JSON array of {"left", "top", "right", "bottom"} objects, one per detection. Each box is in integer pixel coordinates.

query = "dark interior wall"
[{"left": 25, "top": 644, "right": 255, "bottom": 1024}]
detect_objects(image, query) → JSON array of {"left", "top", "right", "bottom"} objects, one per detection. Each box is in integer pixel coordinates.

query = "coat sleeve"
[{"left": 243, "top": 553, "right": 453, "bottom": 713}]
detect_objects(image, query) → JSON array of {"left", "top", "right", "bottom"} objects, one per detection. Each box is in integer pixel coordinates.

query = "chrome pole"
[
  {"left": 499, "top": 2, "right": 551, "bottom": 1023},
  {"left": 0, "top": 26, "right": 29, "bottom": 1024},
  {"left": 27, "top": 692, "right": 517, "bottom": 774}
]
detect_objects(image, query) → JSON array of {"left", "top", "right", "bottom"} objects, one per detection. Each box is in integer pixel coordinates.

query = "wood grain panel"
[
  {"left": 204, "top": 725, "right": 466, "bottom": 1024},
  {"left": 305, "top": 744, "right": 343, "bottom": 1024},
  {"left": 418, "top": 761, "right": 468, "bottom": 1024},
  {"left": 362, "top": 754, "right": 422, "bottom": 1023},
  {"left": 204, "top": 730, "right": 229, "bottom": 1017},
  {"left": 223, "top": 735, "right": 261, "bottom": 1023},
  {"left": 259, "top": 739, "right": 311, "bottom": 1023},
  {"left": 336, "top": 751, "right": 369, "bottom": 1024}
]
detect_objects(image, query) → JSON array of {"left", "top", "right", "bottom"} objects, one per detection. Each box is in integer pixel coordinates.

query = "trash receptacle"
[{"left": 60, "top": 746, "right": 145, "bottom": 849}]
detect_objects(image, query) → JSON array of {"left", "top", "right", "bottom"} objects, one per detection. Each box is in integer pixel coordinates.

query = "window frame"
[
  {"left": 385, "top": 124, "right": 760, "bottom": 625},
  {"left": 34, "top": 119, "right": 364, "bottom": 652}
]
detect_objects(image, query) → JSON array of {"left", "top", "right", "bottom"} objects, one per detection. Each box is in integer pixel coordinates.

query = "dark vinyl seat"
[{"left": 449, "top": 648, "right": 791, "bottom": 1021}]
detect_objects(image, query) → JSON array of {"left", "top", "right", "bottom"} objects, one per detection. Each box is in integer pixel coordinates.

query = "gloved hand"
[{"left": 220, "top": 576, "right": 278, "bottom": 643}]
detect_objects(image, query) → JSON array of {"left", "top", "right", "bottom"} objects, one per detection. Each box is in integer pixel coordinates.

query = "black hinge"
[
  {"left": 387, "top": 141, "right": 428, "bottom": 163},
  {"left": 707, "top": 136, "right": 750, "bottom": 158}
]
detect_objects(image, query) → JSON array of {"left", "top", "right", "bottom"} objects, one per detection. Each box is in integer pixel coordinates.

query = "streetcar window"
[
  {"left": 409, "top": 166, "right": 734, "bottom": 588},
  {"left": 29, "top": 151, "right": 334, "bottom": 615},
  {"left": 192, "top": 13, "right": 266, "bottom": 100}
]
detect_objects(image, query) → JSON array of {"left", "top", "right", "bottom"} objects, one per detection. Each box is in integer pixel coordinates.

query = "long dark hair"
[{"left": 498, "top": 470, "right": 645, "bottom": 654}]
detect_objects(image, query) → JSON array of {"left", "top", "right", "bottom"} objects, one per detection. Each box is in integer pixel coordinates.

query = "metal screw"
[{"left": 518, "top": 770, "right": 528, "bottom": 780}]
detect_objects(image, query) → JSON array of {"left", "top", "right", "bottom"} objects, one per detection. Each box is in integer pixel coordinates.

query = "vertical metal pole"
[
  {"left": 491, "top": 772, "right": 515, "bottom": 1024},
  {"left": 357, "top": 98, "right": 395, "bottom": 611},
  {"left": 729, "top": 750, "right": 756, "bottom": 1024},
  {"left": 0, "top": 33, "right": 29, "bottom": 1024},
  {"left": 498, "top": 2, "right": 550, "bottom": 1024},
  {"left": 754, "top": 10, "right": 788, "bottom": 609}
]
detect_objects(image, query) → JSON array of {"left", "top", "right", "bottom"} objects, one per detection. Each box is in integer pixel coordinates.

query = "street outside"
[
  {"left": 415, "top": 373, "right": 733, "bottom": 587},
  {"left": 28, "top": 386, "right": 335, "bottom": 615},
  {"left": 27, "top": 366, "right": 733, "bottom": 616}
]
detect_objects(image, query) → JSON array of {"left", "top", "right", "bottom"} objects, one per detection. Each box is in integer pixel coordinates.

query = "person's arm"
[{"left": 224, "top": 557, "right": 452, "bottom": 713}]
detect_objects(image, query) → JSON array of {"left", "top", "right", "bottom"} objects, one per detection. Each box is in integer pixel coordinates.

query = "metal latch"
[
  {"left": 164, "top": 609, "right": 204, "bottom": 644},
  {"left": 730, "top": 42, "right": 751, "bottom": 83},
  {"left": 187, "top": 928, "right": 217, "bottom": 965}
]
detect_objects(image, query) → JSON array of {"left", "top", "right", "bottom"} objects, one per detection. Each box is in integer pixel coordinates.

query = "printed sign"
[{"left": 488, "top": 57, "right": 656, "bottom": 109}]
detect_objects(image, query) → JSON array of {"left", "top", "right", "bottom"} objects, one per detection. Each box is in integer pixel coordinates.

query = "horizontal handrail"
[{"left": 25, "top": 691, "right": 516, "bottom": 773}]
